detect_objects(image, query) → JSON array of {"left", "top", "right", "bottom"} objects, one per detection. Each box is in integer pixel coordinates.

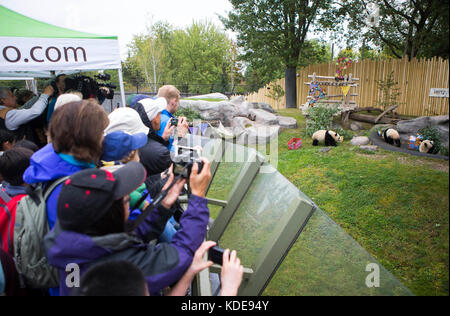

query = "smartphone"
[{"left": 208, "top": 246, "right": 225, "bottom": 265}]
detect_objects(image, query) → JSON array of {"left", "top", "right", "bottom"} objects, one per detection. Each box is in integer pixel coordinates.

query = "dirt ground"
[{"left": 396, "top": 156, "right": 449, "bottom": 173}]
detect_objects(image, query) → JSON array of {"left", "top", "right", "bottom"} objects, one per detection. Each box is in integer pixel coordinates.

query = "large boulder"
[
  {"left": 276, "top": 115, "right": 298, "bottom": 129},
  {"left": 230, "top": 95, "right": 245, "bottom": 107},
  {"left": 179, "top": 100, "right": 237, "bottom": 126},
  {"left": 396, "top": 115, "right": 449, "bottom": 150},
  {"left": 258, "top": 102, "right": 275, "bottom": 113},
  {"left": 350, "top": 136, "right": 370, "bottom": 146},
  {"left": 236, "top": 125, "right": 280, "bottom": 145},
  {"left": 187, "top": 93, "right": 229, "bottom": 101},
  {"left": 248, "top": 108, "right": 278, "bottom": 125},
  {"left": 240, "top": 101, "right": 275, "bottom": 113},
  {"left": 230, "top": 116, "right": 280, "bottom": 145}
]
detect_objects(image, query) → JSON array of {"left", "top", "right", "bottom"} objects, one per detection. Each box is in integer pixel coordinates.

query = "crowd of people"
[{"left": 0, "top": 81, "right": 244, "bottom": 296}]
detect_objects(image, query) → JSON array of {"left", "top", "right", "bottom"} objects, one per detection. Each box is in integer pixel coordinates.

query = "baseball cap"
[
  {"left": 54, "top": 93, "right": 82, "bottom": 110},
  {"left": 101, "top": 131, "right": 148, "bottom": 162},
  {"left": 130, "top": 94, "right": 152, "bottom": 107},
  {"left": 57, "top": 161, "right": 147, "bottom": 232},
  {"left": 126, "top": 94, "right": 137, "bottom": 106},
  {"left": 139, "top": 97, "right": 167, "bottom": 122},
  {"left": 105, "top": 107, "right": 149, "bottom": 136}
]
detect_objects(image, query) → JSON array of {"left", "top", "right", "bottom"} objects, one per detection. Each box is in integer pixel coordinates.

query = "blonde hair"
[
  {"left": 157, "top": 85, "right": 180, "bottom": 102},
  {"left": 121, "top": 150, "right": 139, "bottom": 163}
]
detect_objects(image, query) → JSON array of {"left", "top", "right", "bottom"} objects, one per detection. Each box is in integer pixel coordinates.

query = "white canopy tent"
[{"left": 0, "top": 4, "right": 126, "bottom": 106}]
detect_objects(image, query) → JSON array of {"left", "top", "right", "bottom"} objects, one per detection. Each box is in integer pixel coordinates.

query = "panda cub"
[
  {"left": 419, "top": 139, "right": 435, "bottom": 154},
  {"left": 312, "top": 130, "right": 343, "bottom": 147},
  {"left": 379, "top": 128, "right": 401, "bottom": 147}
]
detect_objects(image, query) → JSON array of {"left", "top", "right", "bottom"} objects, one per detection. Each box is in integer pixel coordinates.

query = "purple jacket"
[{"left": 44, "top": 195, "right": 209, "bottom": 296}]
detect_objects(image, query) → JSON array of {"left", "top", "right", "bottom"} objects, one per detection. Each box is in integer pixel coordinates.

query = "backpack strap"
[
  {"left": 43, "top": 176, "right": 70, "bottom": 201},
  {"left": 0, "top": 190, "right": 11, "bottom": 204},
  {"left": 24, "top": 177, "right": 70, "bottom": 207}
]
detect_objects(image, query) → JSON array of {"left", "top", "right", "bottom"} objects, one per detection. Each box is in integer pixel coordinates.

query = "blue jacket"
[
  {"left": 44, "top": 195, "right": 209, "bottom": 296},
  {"left": 156, "top": 110, "right": 175, "bottom": 150},
  {"left": 23, "top": 143, "right": 91, "bottom": 229}
]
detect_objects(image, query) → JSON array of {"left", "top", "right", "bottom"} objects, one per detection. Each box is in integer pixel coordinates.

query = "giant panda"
[
  {"left": 419, "top": 139, "right": 435, "bottom": 154},
  {"left": 379, "top": 128, "right": 401, "bottom": 147},
  {"left": 312, "top": 130, "right": 343, "bottom": 147}
]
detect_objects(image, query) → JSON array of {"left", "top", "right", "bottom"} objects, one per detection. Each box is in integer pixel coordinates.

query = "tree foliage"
[
  {"left": 221, "top": 0, "right": 333, "bottom": 106},
  {"left": 124, "top": 20, "right": 239, "bottom": 95},
  {"left": 325, "top": 0, "right": 449, "bottom": 59}
]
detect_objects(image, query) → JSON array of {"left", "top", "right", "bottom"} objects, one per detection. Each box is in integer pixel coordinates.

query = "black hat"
[{"left": 57, "top": 161, "right": 146, "bottom": 231}]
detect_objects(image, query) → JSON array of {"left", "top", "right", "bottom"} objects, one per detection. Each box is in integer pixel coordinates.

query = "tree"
[
  {"left": 166, "top": 21, "right": 233, "bottom": 94},
  {"left": 122, "top": 57, "right": 146, "bottom": 92},
  {"left": 327, "top": 0, "right": 449, "bottom": 59},
  {"left": 221, "top": 0, "right": 333, "bottom": 108},
  {"left": 126, "top": 21, "right": 170, "bottom": 93},
  {"left": 375, "top": 70, "right": 402, "bottom": 110}
]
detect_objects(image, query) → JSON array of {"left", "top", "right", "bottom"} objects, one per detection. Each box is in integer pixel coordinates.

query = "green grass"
[
  {"left": 268, "top": 109, "right": 449, "bottom": 296},
  {"left": 207, "top": 108, "right": 449, "bottom": 296}
]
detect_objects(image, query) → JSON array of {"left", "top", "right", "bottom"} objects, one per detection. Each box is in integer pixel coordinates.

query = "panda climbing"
[
  {"left": 312, "top": 130, "right": 343, "bottom": 147},
  {"left": 379, "top": 128, "right": 401, "bottom": 147}
]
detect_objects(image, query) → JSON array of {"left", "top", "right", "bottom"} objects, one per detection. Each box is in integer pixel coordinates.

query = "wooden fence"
[{"left": 244, "top": 57, "right": 449, "bottom": 116}]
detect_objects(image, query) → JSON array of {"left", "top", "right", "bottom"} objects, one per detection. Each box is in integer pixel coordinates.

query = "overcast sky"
[{"left": 0, "top": 0, "right": 234, "bottom": 59}]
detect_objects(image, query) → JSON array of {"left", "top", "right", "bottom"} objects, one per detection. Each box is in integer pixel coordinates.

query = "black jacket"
[{"left": 129, "top": 103, "right": 172, "bottom": 176}]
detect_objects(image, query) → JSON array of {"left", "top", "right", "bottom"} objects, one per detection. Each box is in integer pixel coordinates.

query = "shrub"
[
  {"left": 336, "top": 128, "right": 354, "bottom": 141},
  {"left": 418, "top": 127, "right": 448, "bottom": 156},
  {"left": 306, "top": 104, "right": 340, "bottom": 136},
  {"left": 176, "top": 107, "right": 203, "bottom": 121}
]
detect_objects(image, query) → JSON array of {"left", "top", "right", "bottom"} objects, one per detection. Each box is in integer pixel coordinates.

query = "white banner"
[
  {"left": 0, "top": 37, "right": 121, "bottom": 71},
  {"left": 429, "top": 88, "right": 449, "bottom": 98}
]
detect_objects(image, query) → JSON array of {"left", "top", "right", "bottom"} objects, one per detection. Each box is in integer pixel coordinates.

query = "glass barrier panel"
[
  {"left": 206, "top": 141, "right": 253, "bottom": 219},
  {"left": 218, "top": 164, "right": 303, "bottom": 267},
  {"left": 264, "top": 207, "right": 412, "bottom": 296}
]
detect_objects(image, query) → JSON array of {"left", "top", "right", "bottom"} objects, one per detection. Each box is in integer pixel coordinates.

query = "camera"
[
  {"left": 170, "top": 117, "right": 179, "bottom": 126},
  {"left": 63, "top": 74, "right": 115, "bottom": 100},
  {"left": 94, "top": 73, "right": 111, "bottom": 81},
  {"left": 208, "top": 246, "right": 227, "bottom": 265},
  {"left": 172, "top": 145, "right": 203, "bottom": 179}
]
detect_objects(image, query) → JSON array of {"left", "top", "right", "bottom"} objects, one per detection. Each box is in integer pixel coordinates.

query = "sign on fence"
[{"left": 429, "top": 88, "right": 449, "bottom": 98}]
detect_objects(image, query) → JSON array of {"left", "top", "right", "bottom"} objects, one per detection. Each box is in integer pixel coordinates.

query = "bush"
[
  {"left": 418, "top": 127, "right": 448, "bottom": 156},
  {"left": 176, "top": 107, "right": 203, "bottom": 121},
  {"left": 336, "top": 128, "right": 354, "bottom": 141},
  {"left": 306, "top": 104, "right": 340, "bottom": 136}
]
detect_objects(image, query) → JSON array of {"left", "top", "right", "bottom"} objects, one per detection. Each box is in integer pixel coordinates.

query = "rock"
[
  {"left": 187, "top": 93, "right": 229, "bottom": 101},
  {"left": 350, "top": 136, "right": 370, "bottom": 146},
  {"left": 258, "top": 102, "right": 275, "bottom": 113},
  {"left": 231, "top": 117, "right": 255, "bottom": 135},
  {"left": 240, "top": 101, "right": 259, "bottom": 111},
  {"left": 350, "top": 122, "right": 364, "bottom": 131},
  {"left": 232, "top": 116, "right": 280, "bottom": 145},
  {"left": 370, "top": 124, "right": 396, "bottom": 134},
  {"left": 230, "top": 95, "right": 245, "bottom": 107},
  {"left": 360, "top": 145, "right": 378, "bottom": 151},
  {"left": 248, "top": 109, "right": 278, "bottom": 125},
  {"left": 234, "top": 104, "right": 250, "bottom": 118},
  {"left": 276, "top": 115, "right": 298, "bottom": 129},
  {"left": 236, "top": 125, "right": 280, "bottom": 145},
  {"left": 319, "top": 147, "right": 332, "bottom": 153},
  {"left": 179, "top": 100, "right": 237, "bottom": 126},
  {"left": 239, "top": 101, "right": 274, "bottom": 113},
  {"left": 397, "top": 115, "right": 449, "bottom": 150}
]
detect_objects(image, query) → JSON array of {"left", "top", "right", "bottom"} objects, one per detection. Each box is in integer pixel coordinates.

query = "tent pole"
[
  {"left": 32, "top": 78, "right": 38, "bottom": 94},
  {"left": 118, "top": 67, "right": 126, "bottom": 108}
]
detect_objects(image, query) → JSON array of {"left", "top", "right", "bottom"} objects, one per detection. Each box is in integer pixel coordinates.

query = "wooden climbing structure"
[{"left": 301, "top": 72, "right": 360, "bottom": 115}]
